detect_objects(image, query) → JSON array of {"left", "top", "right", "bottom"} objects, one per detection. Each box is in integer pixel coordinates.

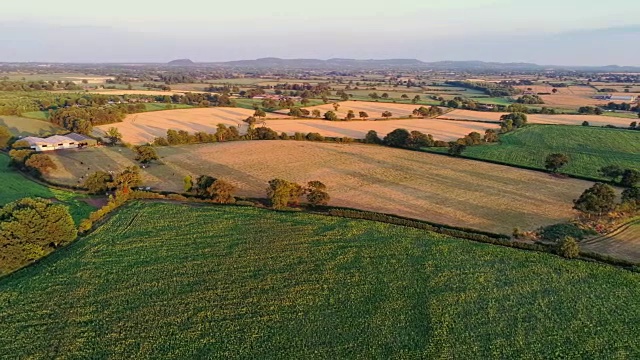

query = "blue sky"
[{"left": 1, "top": 0, "right": 638, "bottom": 64}]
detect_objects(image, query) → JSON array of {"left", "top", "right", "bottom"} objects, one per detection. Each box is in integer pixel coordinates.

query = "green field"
[
  {"left": 601, "top": 111, "right": 639, "bottom": 119},
  {"left": 429, "top": 125, "right": 640, "bottom": 179},
  {"left": 20, "top": 110, "right": 50, "bottom": 121},
  {"left": 1, "top": 201, "right": 639, "bottom": 358},
  {"left": 0, "top": 115, "right": 61, "bottom": 136},
  {"left": 143, "top": 103, "right": 193, "bottom": 111},
  {"left": 0, "top": 154, "right": 94, "bottom": 223}
]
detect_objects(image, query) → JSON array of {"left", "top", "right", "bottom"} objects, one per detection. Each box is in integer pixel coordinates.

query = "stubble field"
[
  {"left": 298, "top": 101, "right": 445, "bottom": 119},
  {"left": 45, "top": 141, "right": 590, "bottom": 234},
  {"left": 582, "top": 221, "right": 640, "bottom": 264},
  {"left": 95, "top": 107, "right": 498, "bottom": 144}
]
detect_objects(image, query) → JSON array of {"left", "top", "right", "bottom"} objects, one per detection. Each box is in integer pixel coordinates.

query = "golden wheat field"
[
  {"left": 44, "top": 141, "right": 591, "bottom": 234},
  {"left": 96, "top": 107, "right": 498, "bottom": 144},
  {"left": 439, "top": 109, "right": 635, "bottom": 127}
]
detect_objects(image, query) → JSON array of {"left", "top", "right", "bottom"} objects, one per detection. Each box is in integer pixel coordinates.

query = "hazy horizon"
[{"left": 2, "top": 0, "right": 639, "bottom": 66}]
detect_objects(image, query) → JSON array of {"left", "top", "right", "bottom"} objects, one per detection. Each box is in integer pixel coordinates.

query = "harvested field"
[
  {"left": 582, "top": 221, "right": 640, "bottom": 264},
  {"left": 439, "top": 109, "right": 635, "bottom": 127},
  {"left": 45, "top": 141, "right": 591, "bottom": 234},
  {"left": 93, "top": 108, "right": 291, "bottom": 144},
  {"left": 96, "top": 107, "right": 498, "bottom": 144},
  {"left": 299, "top": 101, "right": 445, "bottom": 119},
  {"left": 87, "top": 90, "right": 208, "bottom": 96},
  {"left": 263, "top": 118, "right": 497, "bottom": 142}
]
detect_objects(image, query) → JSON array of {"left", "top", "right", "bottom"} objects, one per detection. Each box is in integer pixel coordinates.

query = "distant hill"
[
  {"left": 168, "top": 59, "right": 195, "bottom": 66},
  {"left": 193, "top": 58, "right": 640, "bottom": 72}
]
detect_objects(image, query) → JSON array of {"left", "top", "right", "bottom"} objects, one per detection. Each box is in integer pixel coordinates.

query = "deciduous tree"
[
  {"left": 545, "top": 153, "right": 569, "bottom": 173},
  {"left": 25, "top": 154, "right": 56, "bottom": 176},
  {"left": 105, "top": 127, "right": 122, "bottom": 145},
  {"left": 84, "top": 171, "right": 113, "bottom": 194},
  {"left": 0, "top": 198, "right": 76, "bottom": 272},
  {"left": 573, "top": 183, "right": 617, "bottom": 216},
  {"left": 206, "top": 179, "right": 236, "bottom": 204},
  {"left": 134, "top": 145, "right": 159, "bottom": 164},
  {"left": 267, "top": 179, "right": 304, "bottom": 209}
]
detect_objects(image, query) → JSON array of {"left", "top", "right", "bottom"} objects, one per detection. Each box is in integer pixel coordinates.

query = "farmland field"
[
  {"left": 439, "top": 109, "right": 636, "bottom": 127},
  {"left": 299, "top": 100, "right": 446, "bottom": 119},
  {"left": 96, "top": 107, "right": 496, "bottom": 144},
  {"left": 430, "top": 125, "right": 640, "bottom": 180},
  {"left": 46, "top": 141, "right": 590, "bottom": 234},
  {"left": 582, "top": 221, "right": 640, "bottom": 264},
  {"left": 87, "top": 89, "right": 209, "bottom": 96},
  {"left": 1, "top": 201, "right": 639, "bottom": 358},
  {"left": 0, "top": 115, "right": 62, "bottom": 136},
  {"left": 93, "top": 108, "right": 291, "bottom": 144},
  {"left": 0, "top": 154, "right": 95, "bottom": 224}
]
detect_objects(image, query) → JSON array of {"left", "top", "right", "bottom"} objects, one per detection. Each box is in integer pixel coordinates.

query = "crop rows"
[{"left": 1, "top": 202, "right": 639, "bottom": 358}]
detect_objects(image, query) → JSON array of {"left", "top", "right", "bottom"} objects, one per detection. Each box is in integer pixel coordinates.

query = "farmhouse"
[{"left": 23, "top": 133, "right": 97, "bottom": 152}]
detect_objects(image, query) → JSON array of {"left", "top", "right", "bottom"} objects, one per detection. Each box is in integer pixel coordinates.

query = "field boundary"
[{"left": 419, "top": 147, "right": 611, "bottom": 184}]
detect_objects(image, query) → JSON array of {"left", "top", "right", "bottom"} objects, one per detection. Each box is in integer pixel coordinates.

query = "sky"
[{"left": 1, "top": 0, "right": 639, "bottom": 65}]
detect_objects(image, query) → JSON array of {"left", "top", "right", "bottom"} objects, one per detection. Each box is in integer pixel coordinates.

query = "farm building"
[
  {"left": 593, "top": 94, "right": 637, "bottom": 102},
  {"left": 23, "top": 133, "right": 97, "bottom": 152}
]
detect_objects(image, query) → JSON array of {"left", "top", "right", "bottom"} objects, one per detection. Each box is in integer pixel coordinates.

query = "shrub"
[
  {"left": 557, "top": 236, "right": 580, "bottom": 259},
  {"left": 539, "top": 223, "right": 596, "bottom": 242}
]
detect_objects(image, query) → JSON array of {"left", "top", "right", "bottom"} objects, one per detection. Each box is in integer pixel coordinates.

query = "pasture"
[
  {"left": 0, "top": 154, "right": 94, "bottom": 224},
  {"left": 436, "top": 125, "right": 640, "bottom": 180},
  {"left": 46, "top": 141, "right": 590, "bottom": 234},
  {"left": 439, "top": 109, "right": 637, "bottom": 127},
  {"left": 0, "top": 115, "right": 62, "bottom": 136},
  {"left": 1, "top": 202, "right": 640, "bottom": 358},
  {"left": 95, "top": 107, "right": 497, "bottom": 144},
  {"left": 582, "top": 220, "right": 640, "bottom": 264}
]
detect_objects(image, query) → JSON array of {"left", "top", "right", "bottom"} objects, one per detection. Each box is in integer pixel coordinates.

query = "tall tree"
[
  {"left": 545, "top": 153, "right": 569, "bottom": 173},
  {"left": 599, "top": 165, "right": 624, "bottom": 182},
  {"left": 84, "top": 171, "right": 113, "bottom": 194},
  {"left": 573, "top": 183, "right": 617, "bottom": 217},
  {"left": 0, "top": 198, "right": 76, "bottom": 273},
  {"left": 134, "top": 145, "right": 159, "bottom": 164},
  {"left": 0, "top": 125, "right": 11, "bottom": 149},
  {"left": 621, "top": 170, "right": 640, "bottom": 188},
  {"left": 267, "top": 179, "right": 304, "bottom": 209},
  {"left": 306, "top": 181, "right": 330, "bottom": 207},
  {"left": 25, "top": 154, "right": 56, "bottom": 176},
  {"left": 346, "top": 110, "right": 355, "bottom": 120},
  {"left": 384, "top": 129, "right": 411, "bottom": 148},
  {"left": 105, "top": 127, "right": 122, "bottom": 145},
  {"left": 365, "top": 130, "right": 381, "bottom": 144},
  {"left": 206, "top": 179, "right": 236, "bottom": 204},
  {"left": 110, "top": 166, "right": 142, "bottom": 193}
]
